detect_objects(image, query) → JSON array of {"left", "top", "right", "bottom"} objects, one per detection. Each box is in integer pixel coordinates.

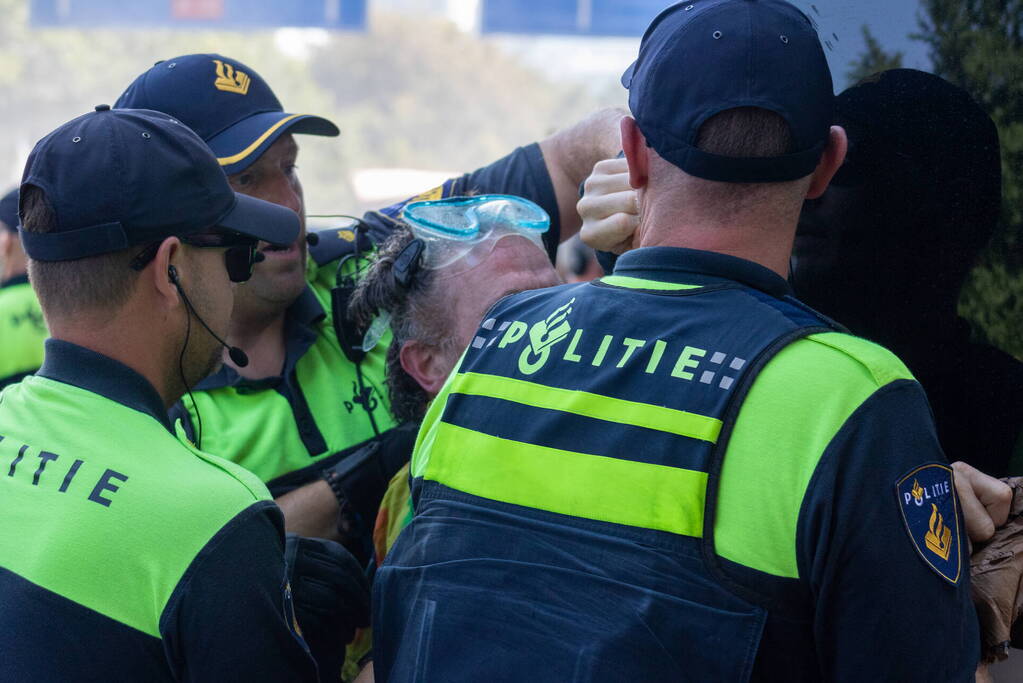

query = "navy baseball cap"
[
  {"left": 622, "top": 0, "right": 833, "bottom": 183},
  {"left": 0, "top": 188, "right": 18, "bottom": 232},
  {"left": 115, "top": 53, "right": 339, "bottom": 175},
  {"left": 19, "top": 106, "right": 300, "bottom": 262}
]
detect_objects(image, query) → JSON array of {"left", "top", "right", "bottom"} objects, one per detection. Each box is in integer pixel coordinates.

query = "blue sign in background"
[
  {"left": 30, "top": 0, "right": 367, "bottom": 29},
  {"left": 481, "top": 0, "right": 931, "bottom": 88},
  {"left": 481, "top": 0, "right": 661, "bottom": 37}
]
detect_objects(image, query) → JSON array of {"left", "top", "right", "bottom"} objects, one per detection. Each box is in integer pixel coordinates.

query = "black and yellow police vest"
[
  {"left": 0, "top": 340, "right": 316, "bottom": 681},
  {"left": 0, "top": 275, "right": 46, "bottom": 388},
  {"left": 374, "top": 247, "right": 979, "bottom": 681}
]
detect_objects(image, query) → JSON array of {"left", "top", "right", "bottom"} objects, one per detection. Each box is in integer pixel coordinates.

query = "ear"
[
  {"left": 399, "top": 339, "right": 449, "bottom": 398},
  {"left": 148, "top": 237, "right": 184, "bottom": 310},
  {"left": 620, "top": 117, "right": 650, "bottom": 191},
  {"left": 806, "top": 126, "right": 848, "bottom": 200}
]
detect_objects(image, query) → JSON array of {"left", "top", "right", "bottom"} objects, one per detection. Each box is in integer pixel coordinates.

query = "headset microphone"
[{"left": 168, "top": 265, "right": 249, "bottom": 367}]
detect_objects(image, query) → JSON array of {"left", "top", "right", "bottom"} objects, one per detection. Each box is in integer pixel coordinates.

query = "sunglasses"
[{"left": 130, "top": 231, "right": 261, "bottom": 283}]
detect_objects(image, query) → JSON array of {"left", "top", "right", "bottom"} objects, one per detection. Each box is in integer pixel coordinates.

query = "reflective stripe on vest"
[{"left": 413, "top": 278, "right": 836, "bottom": 540}]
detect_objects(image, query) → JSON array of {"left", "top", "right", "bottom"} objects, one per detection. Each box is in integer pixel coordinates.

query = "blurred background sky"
[
  {"left": 2, "top": 0, "right": 1020, "bottom": 361},
  {"left": 2, "top": 0, "right": 931, "bottom": 212}
]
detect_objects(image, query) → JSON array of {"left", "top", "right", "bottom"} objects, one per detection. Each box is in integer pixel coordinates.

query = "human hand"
[
  {"left": 285, "top": 534, "right": 371, "bottom": 651},
  {"left": 953, "top": 461, "right": 1013, "bottom": 543},
  {"left": 576, "top": 157, "right": 639, "bottom": 255}
]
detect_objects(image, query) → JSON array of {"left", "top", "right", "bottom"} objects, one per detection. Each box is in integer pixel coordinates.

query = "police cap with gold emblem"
[
  {"left": 114, "top": 53, "right": 339, "bottom": 175},
  {"left": 18, "top": 106, "right": 300, "bottom": 261}
]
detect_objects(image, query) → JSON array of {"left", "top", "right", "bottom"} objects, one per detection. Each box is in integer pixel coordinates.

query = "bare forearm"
[
  {"left": 539, "top": 107, "right": 627, "bottom": 240},
  {"left": 275, "top": 479, "right": 342, "bottom": 541}
]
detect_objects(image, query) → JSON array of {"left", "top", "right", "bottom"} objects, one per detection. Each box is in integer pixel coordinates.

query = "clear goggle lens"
[{"left": 402, "top": 194, "right": 550, "bottom": 272}]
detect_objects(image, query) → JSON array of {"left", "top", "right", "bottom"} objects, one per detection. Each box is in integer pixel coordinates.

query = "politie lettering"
[
  {"left": 2, "top": 435, "right": 128, "bottom": 507},
  {"left": 903, "top": 479, "right": 951, "bottom": 507},
  {"left": 494, "top": 320, "right": 744, "bottom": 389}
]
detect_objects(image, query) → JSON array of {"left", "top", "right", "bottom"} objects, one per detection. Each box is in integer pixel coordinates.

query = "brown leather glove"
[{"left": 971, "top": 477, "right": 1023, "bottom": 662}]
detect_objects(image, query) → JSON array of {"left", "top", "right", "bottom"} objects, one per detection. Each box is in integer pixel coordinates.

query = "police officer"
[
  {"left": 0, "top": 187, "right": 46, "bottom": 387},
  {"left": 113, "top": 54, "right": 624, "bottom": 551},
  {"left": 579, "top": 69, "right": 1023, "bottom": 478},
  {"left": 0, "top": 106, "right": 318, "bottom": 680},
  {"left": 372, "top": 1, "right": 978, "bottom": 680}
]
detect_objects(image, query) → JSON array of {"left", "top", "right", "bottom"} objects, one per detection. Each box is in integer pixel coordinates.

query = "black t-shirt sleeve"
[
  {"left": 160, "top": 502, "right": 319, "bottom": 683},
  {"left": 798, "top": 379, "right": 978, "bottom": 681},
  {"left": 360, "top": 143, "right": 560, "bottom": 262}
]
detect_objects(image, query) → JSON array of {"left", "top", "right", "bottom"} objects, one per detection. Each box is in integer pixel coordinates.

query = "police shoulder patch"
[{"left": 895, "top": 463, "right": 962, "bottom": 585}]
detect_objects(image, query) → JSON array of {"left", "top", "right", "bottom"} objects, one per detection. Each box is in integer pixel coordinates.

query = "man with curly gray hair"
[{"left": 350, "top": 222, "right": 560, "bottom": 425}]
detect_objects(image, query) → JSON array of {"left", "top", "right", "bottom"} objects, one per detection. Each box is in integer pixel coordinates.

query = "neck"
[
  {"left": 49, "top": 319, "right": 180, "bottom": 409},
  {"left": 227, "top": 310, "right": 287, "bottom": 379},
  {"left": 636, "top": 196, "right": 799, "bottom": 278}
]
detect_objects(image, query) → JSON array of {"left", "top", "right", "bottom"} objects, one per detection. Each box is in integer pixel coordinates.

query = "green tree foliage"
[
  {"left": 914, "top": 0, "right": 1023, "bottom": 358},
  {"left": 847, "top": 3, "right": 1022, "bottom": 358},
  {"left": 846, "top": 26, "right": 904, "bottom": 85}
]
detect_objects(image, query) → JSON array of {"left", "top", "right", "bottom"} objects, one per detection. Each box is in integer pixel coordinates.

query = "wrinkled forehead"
[
  {"left": 487, "top": 233, "right": 555, "bottom": 272},
  {"left": 438, "top": 234, "right": 559, "bottom": 306}
]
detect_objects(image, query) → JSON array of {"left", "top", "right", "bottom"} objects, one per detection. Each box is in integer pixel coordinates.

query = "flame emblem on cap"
[{"left": 213, "top": 59, "right": 251, "bottom": 95}]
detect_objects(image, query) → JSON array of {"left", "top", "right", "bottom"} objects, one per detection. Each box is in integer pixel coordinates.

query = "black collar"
[
  {"left": 37, "top": 339, "right": 174, "bottom": 432},
  {"left": 0, "top": 273, "right": 29, "bottom": 290},
  {"left": 612, "top": 247, "right": 793, "bottom": 298},
  {"left": 195, "top": 286, "right": 326, "bottom": 390}
]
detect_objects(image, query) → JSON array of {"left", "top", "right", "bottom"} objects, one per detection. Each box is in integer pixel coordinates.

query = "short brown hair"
[
  {"left": 695, "top": 107, "right": 795, "bottom": 158},
  {"left": 21, "top": 185, "right": 140, "bottom": 319}
]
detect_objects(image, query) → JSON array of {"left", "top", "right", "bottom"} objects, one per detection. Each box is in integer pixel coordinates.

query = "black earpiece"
[{"left": 168, "top": 264, "right": 248, "bottom": 367}]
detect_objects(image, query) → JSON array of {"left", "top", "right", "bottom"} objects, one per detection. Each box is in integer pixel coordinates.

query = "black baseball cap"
[
  {"left": 115, "top": 53, "right": 338, "bottom": 175},
  {"left": 622, "top": 0, "right": 833, "bottom": 183},
  {"left": 0, "top": 188, "right": 18, "bottom": 233},
  {"left": 19, "top": 106, "right": 300, "bottom": 262}
]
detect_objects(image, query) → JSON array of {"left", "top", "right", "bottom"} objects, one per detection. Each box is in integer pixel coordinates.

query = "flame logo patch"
[
  {"left": 213, "top": 59, "right": 251, "bottom": 95},
  {"left": 911, "top": 479, "right": 924, "bottom": 504},
  {"left": 896, "top": 463, "right": 961, "bottom": 585},
  {"left": 924, "top": 504, "right": 953, "bottom": 561},
  {"left": 518, "top": 298, "right": 575, "bottom": 375}
]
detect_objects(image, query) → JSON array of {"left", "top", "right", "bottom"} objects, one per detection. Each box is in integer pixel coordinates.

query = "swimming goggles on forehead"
[{"left": 401, "top": 194, "right": 550, "bottom": 274}]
